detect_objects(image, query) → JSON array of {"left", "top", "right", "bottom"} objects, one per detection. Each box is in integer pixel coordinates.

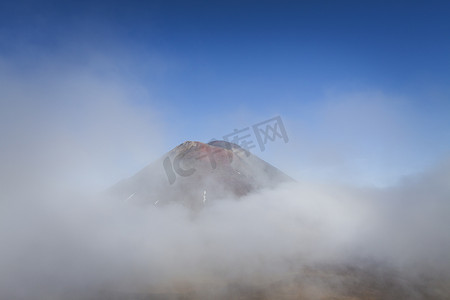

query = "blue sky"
[{"left": 1, "top": 0, "right": 449, "bottom": 187}]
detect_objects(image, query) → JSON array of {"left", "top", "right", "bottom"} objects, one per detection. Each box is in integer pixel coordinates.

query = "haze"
[{"left": 1, "top": 1, "right": 450, "bottom": 299}]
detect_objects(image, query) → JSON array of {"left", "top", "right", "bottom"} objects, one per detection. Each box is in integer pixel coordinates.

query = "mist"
[
  {"left": 1, "top": 88, "right": 450, "bottom": 299},
  {"left": 1, "top": 51, "right": 450, "bottom": 300},
  {"left": 2, "top": 168, "right": 450, "bottom": 299}
]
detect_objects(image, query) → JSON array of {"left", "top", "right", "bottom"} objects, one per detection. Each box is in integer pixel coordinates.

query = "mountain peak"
[
  {"left": 109, "top": 140, "right": 293, "bottom": 209},
  {"left": 170, "top": 140, "right": 247, "bottom": 156}
]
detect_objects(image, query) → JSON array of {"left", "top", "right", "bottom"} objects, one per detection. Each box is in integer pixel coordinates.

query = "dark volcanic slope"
[{"left": 108, "top": 140, "right": 294, "bottom": 208}]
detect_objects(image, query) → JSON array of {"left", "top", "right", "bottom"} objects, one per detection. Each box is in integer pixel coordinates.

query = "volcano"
[
  {"left": 102, "top": 141, "right": 450, "bottom": 300},
  {"left": 109, "top": 140, "right": 294, "bottom": 208}
]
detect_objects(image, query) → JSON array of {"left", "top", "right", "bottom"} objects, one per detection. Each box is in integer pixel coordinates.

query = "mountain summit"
[{"left": 109, "top": 140, "right": 293, "bottom": 208}]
